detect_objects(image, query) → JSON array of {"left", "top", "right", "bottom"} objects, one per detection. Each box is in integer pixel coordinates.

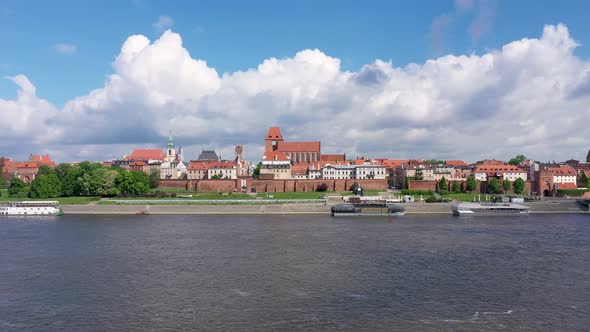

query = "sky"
[{"left": 1, "top": 0, "right": 590, "bottom": 163}]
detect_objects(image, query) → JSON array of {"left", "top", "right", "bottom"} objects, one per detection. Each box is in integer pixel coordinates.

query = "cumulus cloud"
[
  {"left": 55, "top": 43, "right": 77, "bottom": 54},
  {"left": 1, "top": 24, "right": 590, "bottom": 163},
  {"left": 153, "top": 15, "right": 174, "bottom": 32},
  {"left": 0, "top": 75, "right": 59, "bottom": 157}
]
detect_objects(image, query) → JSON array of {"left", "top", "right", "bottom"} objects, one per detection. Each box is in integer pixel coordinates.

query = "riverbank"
[{"left": 61, "top": 200, "right": 590, "bottom": 215}]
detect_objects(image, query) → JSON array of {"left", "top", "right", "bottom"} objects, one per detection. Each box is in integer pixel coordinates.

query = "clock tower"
[{"left": 264, "top": 127, "right": 284, "bottom": 153}]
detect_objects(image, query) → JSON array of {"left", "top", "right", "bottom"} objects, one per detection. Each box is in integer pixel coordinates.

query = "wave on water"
[
  {"left": 231, "top": 289, "right": 250, "bottom": 297},
  {"left": 423, "top": 309, "right": 519, "bottom": 325}
]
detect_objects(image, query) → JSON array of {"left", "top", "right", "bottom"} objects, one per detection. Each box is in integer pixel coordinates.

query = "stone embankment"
[{"left": 61, "top": 197, "right": 589, "bottom": 215}]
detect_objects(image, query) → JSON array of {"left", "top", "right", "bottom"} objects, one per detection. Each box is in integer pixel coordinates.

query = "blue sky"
[
  {"left": 2, "top": 0, "right": 590, "bottom": 106},
  {"left": 1, "top": 0, "right": 590, "bottom": 162}
]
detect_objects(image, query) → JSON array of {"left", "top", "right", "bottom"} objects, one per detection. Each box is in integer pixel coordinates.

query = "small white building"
[
  {"left": 355, "top": 164, "right": 387, "bottom": 180},
  {"left": 322, "top": 165, "right": 356, "bottom": 180},
  {"left": 206, "top": 162, "right": 237, "bottom": 179}
]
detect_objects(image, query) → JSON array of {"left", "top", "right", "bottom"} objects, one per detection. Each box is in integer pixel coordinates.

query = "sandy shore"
[{"left": 61, "top": 200, "right": 589, "bottom": 215}]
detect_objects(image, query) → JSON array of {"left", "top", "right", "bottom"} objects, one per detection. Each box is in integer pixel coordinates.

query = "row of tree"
[
  {"left": 436, "top": 176, "right": 526, "bottom": 195},
  {"left": 8, "top": 162, "right": 160, "bottom": 198}
]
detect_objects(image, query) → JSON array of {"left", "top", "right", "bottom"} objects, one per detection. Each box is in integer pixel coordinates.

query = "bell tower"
[
  {"left": 586, "top": 148, "right": 590, "bottom": 163},
  {"left": 165, "top": 131, "right": 176, "bottom": 162},
  {"left": 264, "top": 127, "right": 284, "bottom": 153}
]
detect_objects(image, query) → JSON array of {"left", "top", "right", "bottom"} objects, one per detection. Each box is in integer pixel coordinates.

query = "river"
[{"left": 1, "top": 214, "right": 589, "bottom": 331}]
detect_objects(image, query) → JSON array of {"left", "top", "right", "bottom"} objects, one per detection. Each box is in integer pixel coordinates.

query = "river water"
[{"left": 1, "top": 214, "right": 589, "bottom": 331}]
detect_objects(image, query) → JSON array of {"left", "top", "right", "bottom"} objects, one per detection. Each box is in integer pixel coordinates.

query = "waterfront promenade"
[{"left": 61, "top": 199, "right": 589, "bottom": 215}]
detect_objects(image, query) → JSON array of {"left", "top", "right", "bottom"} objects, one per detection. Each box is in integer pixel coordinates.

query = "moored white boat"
[
  {"left": 452, "top": 202, "right": 529, "bottom": 216},
  {"left": 331, "top": 202, "right": 406, "bottom": 217},
  {"left": 0, "top": 201, "right": 64, "bottom": 216}
]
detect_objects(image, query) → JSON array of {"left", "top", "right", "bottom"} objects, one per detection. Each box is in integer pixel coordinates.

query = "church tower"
[
  {"left": 165, "top": 132, "right": 176, "bottom": 162},
  {"left": 264, "top": 127, "right": 284, "bottom": 153},
  {"left": 587, "top": 148, "right": 590, "bottom": 163}
]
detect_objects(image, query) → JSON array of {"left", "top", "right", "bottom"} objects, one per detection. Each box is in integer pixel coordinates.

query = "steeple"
[
  {"left": 167, "top": 131, "right": 175, "bottom": 149},
  {"left": 165, "top": 130, "right": 176, "bottom": 163}
]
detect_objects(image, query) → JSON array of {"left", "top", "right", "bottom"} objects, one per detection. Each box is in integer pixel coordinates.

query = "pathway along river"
[{"left": 1, "top": 214, "right": 589, "bottom": 331}]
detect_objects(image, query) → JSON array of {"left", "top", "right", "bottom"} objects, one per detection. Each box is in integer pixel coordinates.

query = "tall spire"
[{"left": 167, "top": 130, "right": 174, "bottom": 148}]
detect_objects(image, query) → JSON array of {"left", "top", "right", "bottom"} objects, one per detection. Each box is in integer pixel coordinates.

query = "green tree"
[
  {"left": 452, "top": 180, "right": 461, "bottom": 193},
  {"left": 0, "top": 157, "right": 5, "bottom": 186},
  {"left": 438, "top": 176, "right": 448, "bottom": 194},
  {"left": 8, "top": 177, "right": 30, "bottom": 197},
  {"left": 94, "top": 169, "right": 120, "bottom": 196},
  {"left": 503, "top": 179, "right": 511, "bottom": 193},
  {"left": 29, "top": 173, "right": 62, "bottom": 198},
  {"left": 37, "top": 165, "right": 55, "bottom": 176},
  {"left": 211, "top": 174, "right": 221, "bottom": 180},
  {"left": 466, "top": 176, "right": 477, "bottom": 193},
  {"left": 252, "top": 162, "right": 262, "bottom": 179},
  {"left": 513, "top": 178, "right": 525, "bottom": 195},
  {"left": 77, "top": 172, "right": 93, "bottom": 196},
  {"left": 508, "top": 155, "right": 526, "bottom": 166},
  {"left": 579, "top": 171, "right": 590, "bottom": 188},
  {"left": 422, "top": 159, "right": 445, "bottom": 165},
  {"left": 148, "top": 169, "right": 160, "bottom": 189},
  {"left": 488, "top": 178, "right": 501, "bottom": 194},
  {"left": 404, "top": 176, "right": 409, "bottom": 189},
  {"left": 55, "top": 164, "right": 83, "bottom": 196},
  {"left": 78, "top": 161, "right": 103, "bottom": 174},
  {"left": 116, "top": 171, "right": 149, "bottom": 195}
]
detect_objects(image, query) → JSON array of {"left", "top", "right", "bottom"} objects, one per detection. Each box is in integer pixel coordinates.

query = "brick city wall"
[
  {"left": 158, "top": 178, "right": 387, "bottom": 193},
  {"left": 408, "top": 180, "right": 437, "bottom": 191},
  {"left": 196, "top": 180, "right": 237, "bottom": 192},
  {"left": 159, "top": 179, "right": 189, "bottom": 190}
]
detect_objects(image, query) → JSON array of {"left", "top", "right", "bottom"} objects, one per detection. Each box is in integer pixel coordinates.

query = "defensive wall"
[{"left": 158, "top": 178, "right": 387, "bottom": 192}]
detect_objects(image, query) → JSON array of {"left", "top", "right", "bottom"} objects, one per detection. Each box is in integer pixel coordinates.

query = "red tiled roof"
[
  {"left": 266, "top": 127, "right": 283, "bottom": 140},
  {"left": 127, "top": 149, "right": 166, "bottom": 161},
  {"left": 379, "top": 159, "right": 410, "bottom": 169},
  {"left": 208, "top": 161, "right": 235, "bottom": 169},
  {"left": 548, "top": 167, "right": 576, "bottom": 176},
  {"left": 131, "top": 161, "right": 146, "bottom": 166},
  {"left": 28, "top": 154, "right": 56, "bottom": 167},
  {"left": 263, "top": 151, "right": 290, "bottom": 161},
  {"left": 445, "top": 160, "right": 469, "bottom": 167},
  {"left": 478, "top": 159, "right": 506, "bottom": 165},
  {"left": 555, "top": 182, "right": 577, "bottom": 190},
  {"left": 320, "top": 154, "right": 346, "bottom": 162},
  {"left": 279, "top": 141, "right": 320, "bottom": 153},
  {"left": 15, "top": 161, "right": 40, "bottom": 169},
  {"left": 188, "top": 161, "right": 208, "bottom": 170},
  {"left": 188, "top": 161, "right": 235, "bottom": 170},
  {"left": 475, "top": 165, "right": 526, "bottom": 176},
  {"left": 291, "top": 165, "right": 309, "bottom": 175}
]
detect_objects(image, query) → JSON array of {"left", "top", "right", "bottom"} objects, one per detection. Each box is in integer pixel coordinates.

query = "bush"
[
  {"left": 556, "top": 189, "right": 588, "bottom": 197},
  {"left": 401, "top": 189, "right": 434, "bottom": 196},
  {"left": 425, "top": 196, "right": 441, "bottom": 203},
  {"left": 316, "top": 183, "right": 328, "bottom": 192}
]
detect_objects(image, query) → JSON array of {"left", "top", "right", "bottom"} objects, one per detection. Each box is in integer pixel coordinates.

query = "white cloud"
[
  {"left": 0, "top": 75, "right": 59, "bottom": 148},
  {"left": 1, "top": 24, "right": 590, "bottom": 163},
  {"left": 54, "top": 43, "right": 77, "bottom": 54},
  {"left": 152, "top": 15, "right": 174, "bottom": 32}
]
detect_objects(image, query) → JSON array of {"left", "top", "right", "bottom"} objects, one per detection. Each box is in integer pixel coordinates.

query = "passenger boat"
[
  {"left": 452, "top": 202, "right": 529, "bottom": 216},
  {"left": 331, "top": 202, "right": 406, "bottom": 217},
  {"left": 0, "top": 201, "right": 64, "bottom": 216}
]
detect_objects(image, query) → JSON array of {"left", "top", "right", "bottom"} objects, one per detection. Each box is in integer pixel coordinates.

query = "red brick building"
[
  {"left": 2, "top": 154, "right": 57, "bottom": 183},
  {"left": 264, "top": 127, "right": 321, "bottom": 163}
]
